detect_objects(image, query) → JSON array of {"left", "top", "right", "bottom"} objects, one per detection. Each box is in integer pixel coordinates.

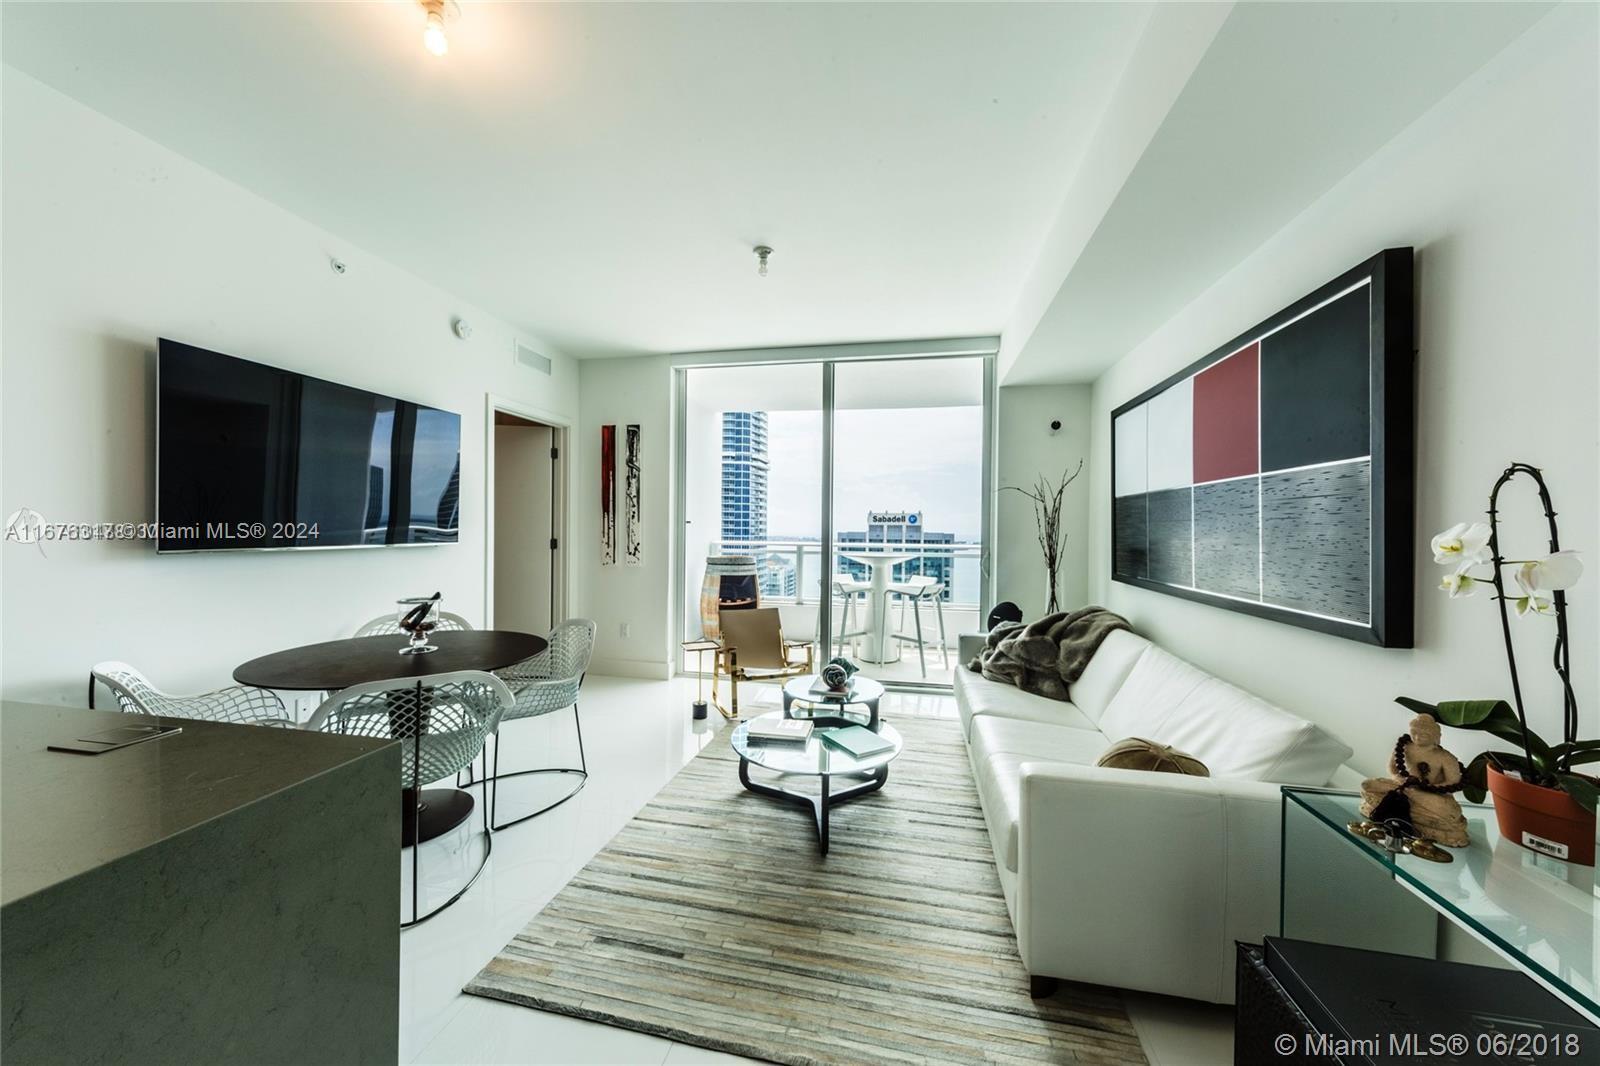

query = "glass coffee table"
[
  {"left": 781, "top": 673, "right": 886, "bottom": 731},
  {"left": 731, "top": 711, "right": 903, "bottom": 856}
]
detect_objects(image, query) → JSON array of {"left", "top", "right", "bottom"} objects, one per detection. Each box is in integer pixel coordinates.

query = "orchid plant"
[
  {"left": 1409, "top": 462, "right": 1586, "bottom": 802},
  {"left": 1432, "top": 522, "right": 1581, "bottom": 616}
]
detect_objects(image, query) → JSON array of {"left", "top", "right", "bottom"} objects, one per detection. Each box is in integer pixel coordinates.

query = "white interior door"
[{"left": 494, "top": 420, "right": 555, "bottom": 633}]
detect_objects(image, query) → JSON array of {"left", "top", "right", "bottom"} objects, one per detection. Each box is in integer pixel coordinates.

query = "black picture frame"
[{"left": 1109, "top": 247, "right": 1415, "bottom": 647}]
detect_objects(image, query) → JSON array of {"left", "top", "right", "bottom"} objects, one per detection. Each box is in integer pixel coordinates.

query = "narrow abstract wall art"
[
  {"left": 1111, "top": 248, "right": 1415, "bottom": 646},
  {"left": 600, "top": 424, "right": 616, "bottom": 566},
  {"left": 624, "top": 424, "right": 642, "bottom": 567}
]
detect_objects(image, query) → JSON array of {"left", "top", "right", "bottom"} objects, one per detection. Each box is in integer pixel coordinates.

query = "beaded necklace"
[{"left": 1391, "top": 733, "right": 1465, "bottom": 795}]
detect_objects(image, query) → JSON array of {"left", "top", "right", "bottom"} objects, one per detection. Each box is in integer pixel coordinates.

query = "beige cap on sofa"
[{"left": 1097, "top": 737, "right": 1210, "bottom": 777}]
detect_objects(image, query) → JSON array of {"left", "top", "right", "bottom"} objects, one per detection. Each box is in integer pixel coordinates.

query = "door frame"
[
  {"left": 484, "top": 394, "right": 571, "bottom": 631},
  {"left": 669, "top": 337, "right": 999, "bottom": 689}
]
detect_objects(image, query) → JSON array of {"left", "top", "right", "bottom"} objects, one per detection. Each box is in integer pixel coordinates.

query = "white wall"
[
  {"left": 1084, "top": 6, "right": 1599, "bottom": 772},
  {"left": 0, "top": 69, "right": 579, "bottom": 703},
  {"left": 995, "top": 384, "right": 1092, "bottom": 619},
  {"left": 573, "top": 355, "right": 675, "bottom": 677}
]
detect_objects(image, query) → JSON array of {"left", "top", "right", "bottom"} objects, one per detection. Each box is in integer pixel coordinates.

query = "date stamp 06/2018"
[{"left": 1274, "top": 1030, "right": 1587, "bottom": 1059}]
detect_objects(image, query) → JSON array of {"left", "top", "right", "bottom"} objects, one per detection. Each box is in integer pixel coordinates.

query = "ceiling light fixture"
[
  {"left": 420, "top": 0, "right": 458, "bottom": 57},
  {"left": 754, "top": 245, "right": 773, "bottom": 278}
]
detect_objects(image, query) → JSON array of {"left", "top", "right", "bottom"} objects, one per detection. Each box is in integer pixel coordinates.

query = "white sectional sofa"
[{"left": 955, "top": 629, "right": 1354, "bottom": 1004}]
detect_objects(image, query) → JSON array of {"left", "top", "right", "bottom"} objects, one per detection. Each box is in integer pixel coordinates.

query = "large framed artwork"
[
  {"left": 624, "top": 424, "right": 642, "bottom": 567},
  {"left": 600, "top": 424, "right": 617, "bottom": 566},
  {"left": 1111, "top": 248, "right": 1415, "bottom": 647}
]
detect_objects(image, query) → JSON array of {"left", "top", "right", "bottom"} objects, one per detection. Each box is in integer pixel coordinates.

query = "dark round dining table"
[{"left": 235, "top": 629, "right": 547, "bottom": 845}]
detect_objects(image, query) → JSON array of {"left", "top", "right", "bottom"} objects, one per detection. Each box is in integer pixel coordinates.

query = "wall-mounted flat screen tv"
[{"left": 157, "top": 340, "right": 461, "bottom": 552}]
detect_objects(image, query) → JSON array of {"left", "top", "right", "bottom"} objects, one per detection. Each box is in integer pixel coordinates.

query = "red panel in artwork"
[{"left": 1192, "top": 342, "right": 1259, "bottom": 483}]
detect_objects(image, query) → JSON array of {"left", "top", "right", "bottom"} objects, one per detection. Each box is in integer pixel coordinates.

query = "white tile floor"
[
  {"left": 1125, "top": 993, "right": 1235, "bottom": 1066},
  {"left": 398, "top": 674, "right": 1233, "bottom": 1065}
]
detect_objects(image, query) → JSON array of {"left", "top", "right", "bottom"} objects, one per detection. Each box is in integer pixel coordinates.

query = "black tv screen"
[{"left": 157, "top": 340, "right": 461, "bottom": 552}]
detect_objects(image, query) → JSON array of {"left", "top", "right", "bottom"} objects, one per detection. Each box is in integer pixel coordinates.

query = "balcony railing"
[{"left": 714, "top": 538, "right": 982, "bottom": 608}]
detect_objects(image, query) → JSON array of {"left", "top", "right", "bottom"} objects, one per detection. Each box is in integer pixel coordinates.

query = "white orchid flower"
[
  {"left": 1510, "top": 567, "right": 1555, "bottom": 616},
  {"left": 1517, "top": 550, "right": 1584, "bottom": 592},
  {"left": 1440, "top": 567, "right": 1480, "bottom": 598},
  {"left": 1513, "top": 592, "right": 1556, "bottom": 617},
  {"left": 1431, "top": 521, "right": 1493, "bottom": 566}
]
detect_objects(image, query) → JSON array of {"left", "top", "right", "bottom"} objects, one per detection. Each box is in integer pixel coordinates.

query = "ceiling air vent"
[{"left": 514, "top": 342, "right": 552, "bottom": 376}]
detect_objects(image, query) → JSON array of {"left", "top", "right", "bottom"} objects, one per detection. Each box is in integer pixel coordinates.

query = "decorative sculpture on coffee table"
[
  {"left": 820, "top": 656, "right": 859, "bottom": 694},
  {"left": 1359, "top": 713, "right": 1470, "bottom": 848}
]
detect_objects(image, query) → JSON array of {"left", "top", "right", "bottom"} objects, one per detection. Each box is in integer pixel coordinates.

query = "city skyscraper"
[
  {"left": 837, "top": 515, "right": 955, "bottom": 599},
  {"left": 721, "top": 412, "right": 973, "bottom": 602},
  {"left": 720, "top": 411, "right": 768, "bottom": 546},
  {"left": 720, "top": 412, "right": 799, "bottom": 599}
]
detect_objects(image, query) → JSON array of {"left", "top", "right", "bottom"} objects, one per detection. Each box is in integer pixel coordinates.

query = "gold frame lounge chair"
[{"left": 712, "top": 607, "right": 814, "bottom": 719}]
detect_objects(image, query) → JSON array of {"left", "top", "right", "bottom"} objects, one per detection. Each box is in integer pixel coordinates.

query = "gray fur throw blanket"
[{"left": 967, "top": 607, "right": 1131, "bottom": 702}]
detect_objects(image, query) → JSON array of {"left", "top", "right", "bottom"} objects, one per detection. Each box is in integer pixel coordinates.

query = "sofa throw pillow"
[{"left": 1097, "top": 737, "right": 1210, "bottom": 777}]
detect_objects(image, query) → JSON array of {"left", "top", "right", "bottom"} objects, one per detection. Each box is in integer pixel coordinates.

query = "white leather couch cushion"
[
  {"left": 1086, "top": 644, "right": 1351, "bottom": 785},
  {"left": 1068, "top": 630, "right": 1150, "bottom": 725},
  {"left": 1095, "top": 644, "right": 1210, "bottom": 740},
  {"left": 1158, "top": 678, "right": 1352, "bottom": 784},
  {"left": 975, "top": 756, "right": 1025, "bottom": 873},
  {"left": 954, "top": 667, "right": 1098, "bottom": 737},
  {"left": 971, "top": 716, "right": 1111, "bottom": 766},
  {"left": 969, "top": 717, "right": 1112, "bottom": 871}
]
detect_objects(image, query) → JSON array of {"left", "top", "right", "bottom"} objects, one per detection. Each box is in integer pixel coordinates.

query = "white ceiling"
[
  {"left": 1, "top": 1, "right": 1151, "bottom": 360},
  {"left": 1, "top": 2, "right": 1553, "bottom": 376},
  {"left": 1001, "top": 1, "right": 1553, "bottom": 385}
]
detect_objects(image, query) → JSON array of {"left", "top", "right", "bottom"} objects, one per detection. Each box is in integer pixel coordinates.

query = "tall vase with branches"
[{"left": 1002, "top": 460, "right": 1083, "bottom": 616}]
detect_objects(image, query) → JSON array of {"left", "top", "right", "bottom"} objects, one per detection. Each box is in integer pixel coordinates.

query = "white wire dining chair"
[
  {"left": 352, "top": 611, "right": 476, "bottom": 637},
  {"left": 475, "top": 618, "right": 598, "bottom": 831},
  {"left": 306, "top": 670, "right": 512, "bottom": 928},
  {"left": 89, "top": 661, "right": 294, "bottom": 728}
]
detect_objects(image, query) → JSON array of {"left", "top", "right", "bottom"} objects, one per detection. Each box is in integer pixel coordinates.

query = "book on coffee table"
[
  {"left": 817, "top": 724, "right": 894, "bottom": 758},
  {"left": 747, "top": 717, "right": 813, "bottom": 743},
  {"left": 809, "top": 677, "right": 854, "bottom": 698}
]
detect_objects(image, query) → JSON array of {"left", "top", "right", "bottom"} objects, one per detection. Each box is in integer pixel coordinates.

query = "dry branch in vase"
[{"left": 1002, "top": 459, "right": 1083, "bottom": 615}]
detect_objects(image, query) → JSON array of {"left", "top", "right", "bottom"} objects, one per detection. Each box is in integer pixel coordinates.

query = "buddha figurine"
[{"left": 1359, "top": 713, "right": 1470, "bottom": 848}]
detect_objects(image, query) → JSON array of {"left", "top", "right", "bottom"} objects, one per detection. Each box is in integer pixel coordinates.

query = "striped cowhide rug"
[{"left": 466, "top": 713, "right": 1145, "bottom": 1065}]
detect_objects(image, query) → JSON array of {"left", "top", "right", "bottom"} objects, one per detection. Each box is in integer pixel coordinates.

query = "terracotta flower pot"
[{"left": 1487, "top": 763, "right": 1597, "bottom": 865}]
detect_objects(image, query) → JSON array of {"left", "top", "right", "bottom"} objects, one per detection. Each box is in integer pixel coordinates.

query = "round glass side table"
[{"left": 781, "top": 673, "right": 886, "bottom": 732}]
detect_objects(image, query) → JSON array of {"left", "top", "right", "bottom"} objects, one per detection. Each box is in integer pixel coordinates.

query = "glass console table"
[{"left": 1283, "top": 787, "right": 1600, "bottom": 1024}]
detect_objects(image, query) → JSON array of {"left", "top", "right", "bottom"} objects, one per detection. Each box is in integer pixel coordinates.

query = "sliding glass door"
[
  {"left": 829, "top": 358, "right": 985, "bottom": 683},
  {"left": 680, "top": 363, "right": 823, "bottom": 674},
  {"left": 677, "top": 352, "right": 990, "bottom": 687}
]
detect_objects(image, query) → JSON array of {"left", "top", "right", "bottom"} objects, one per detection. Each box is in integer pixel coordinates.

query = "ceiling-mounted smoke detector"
[{"left": 753, "top": 245, "right": 773, "bottom": 278}]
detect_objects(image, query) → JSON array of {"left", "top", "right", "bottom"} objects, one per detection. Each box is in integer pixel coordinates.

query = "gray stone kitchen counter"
[{"left": 1, "top": 701, "right": 401, "bottom": 1064}]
